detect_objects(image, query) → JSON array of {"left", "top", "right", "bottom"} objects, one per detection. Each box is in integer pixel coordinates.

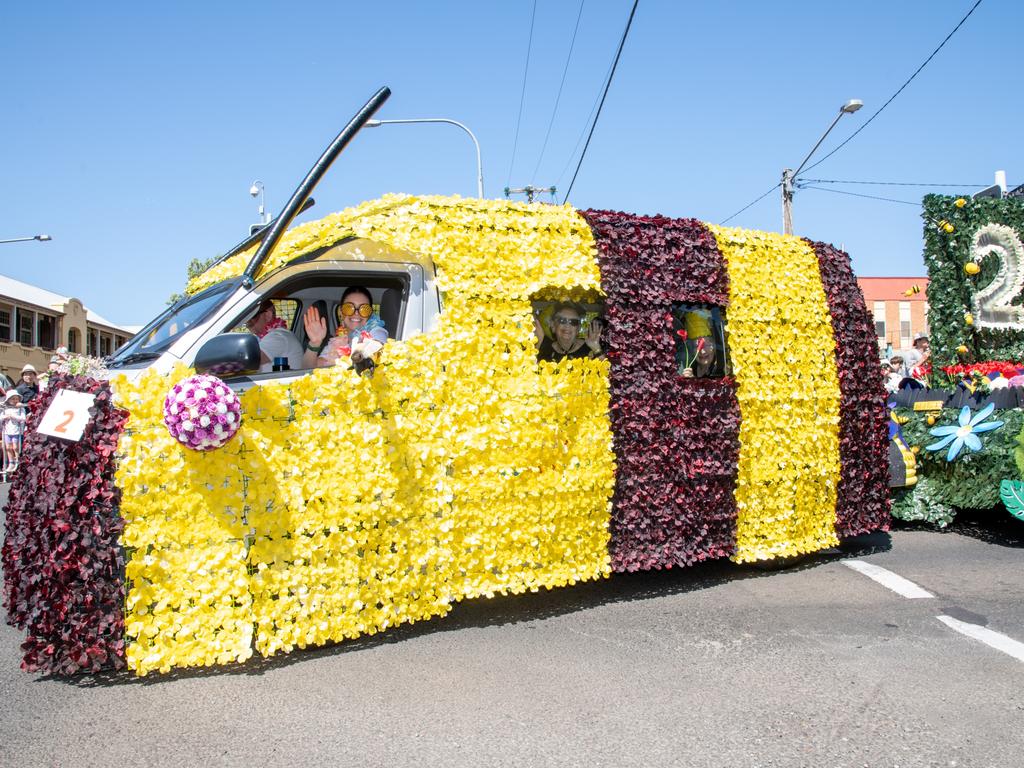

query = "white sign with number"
[{"left": 37, "top": 390, "right": 97, "bottom": 442}]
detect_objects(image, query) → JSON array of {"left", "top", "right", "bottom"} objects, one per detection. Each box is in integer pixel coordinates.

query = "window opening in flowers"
[
  {"left": 671, "top": 304, "right": 728, "bottom": 379},
  {"left": 531, "top": 298, "right": 607, "bottom": 364}
]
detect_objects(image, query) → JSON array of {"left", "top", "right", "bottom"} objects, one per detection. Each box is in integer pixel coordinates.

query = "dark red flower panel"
[
  {"left": 805, "top": 238, "right": 891, "bottom": 536},
  {"left": 2, "top": 374, "right": 129, "bottom": 675},
  {"left": 582, "top": 210, "right": 740, "bottom": 571}
]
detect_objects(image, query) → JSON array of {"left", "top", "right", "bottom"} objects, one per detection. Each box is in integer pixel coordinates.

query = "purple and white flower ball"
[{"left": 163, "top": 374, "right": 241, "bottom": 450}]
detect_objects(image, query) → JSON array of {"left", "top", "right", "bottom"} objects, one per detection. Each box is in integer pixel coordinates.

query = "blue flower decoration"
[{"left": 925, "top": 403, "right": 1004, "bottom": 462}]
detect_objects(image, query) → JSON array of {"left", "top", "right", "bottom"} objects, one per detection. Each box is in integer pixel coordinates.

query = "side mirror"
[{"left": 194, "top": 333, "right": 262, "bottom": 377}]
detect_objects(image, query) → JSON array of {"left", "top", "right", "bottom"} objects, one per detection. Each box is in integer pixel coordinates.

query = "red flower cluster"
[
  {"left": 941, "top": 361, "right": 1024, "bottom": 378},
  {"left": 2, "top": 374, "right": 128, "bottom": 674},
  {"left": 583, "top": 210, "right": 740, "bottom": 571},
  {"left": 805, "top": 239, "right": 891, "bottom": 536}
]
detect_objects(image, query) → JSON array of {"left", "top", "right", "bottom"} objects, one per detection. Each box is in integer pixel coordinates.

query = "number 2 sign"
[{"left": 37, "top": 390, "right": 97, "bottom": 442}]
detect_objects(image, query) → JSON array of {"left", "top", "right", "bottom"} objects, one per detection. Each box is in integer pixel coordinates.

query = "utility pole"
[
  {"left": 504, "top": 185, "right": 557, "bottom": 204},
  {"left": 780, "top": 99, "right": 863, "bottom": 236},
  {"left": 781, "top": 169, "right": 795, "bottom": 236}
]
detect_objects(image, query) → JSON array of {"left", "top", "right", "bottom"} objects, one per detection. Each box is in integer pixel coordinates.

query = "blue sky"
[{"left": 1, "top": 0, "right": 1019, "bottom": 326}]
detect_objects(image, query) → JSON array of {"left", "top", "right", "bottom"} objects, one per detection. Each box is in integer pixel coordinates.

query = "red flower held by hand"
[{"left": 676, "top": 329, "right": 688, "bottom": 341}]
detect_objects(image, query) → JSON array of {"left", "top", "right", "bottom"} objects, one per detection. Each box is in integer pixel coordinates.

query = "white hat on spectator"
[
  {"left": 6, "top": 390, "right": 21, "bottom": 403},
  {"left": 21, "top": 364, "right": 36, "bottom": 374}
]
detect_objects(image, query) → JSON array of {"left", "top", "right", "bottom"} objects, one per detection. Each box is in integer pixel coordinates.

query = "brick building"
[
  {"left": 856, "top": 277, "right": 929, "bottom": 355},
  {"left": 0, "top": 274, "right": 135, "bottom": 383}
]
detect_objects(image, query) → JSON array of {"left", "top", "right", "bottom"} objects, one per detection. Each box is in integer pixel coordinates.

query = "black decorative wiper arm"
[
  {"left": 242, "top": 86, "right": 391, "bottom": 284},
  {"left": 206, "top": 197, "right": 317, "bottom": 273},
  {"left": 108, "top": 351, "right": 162, "bottom": 368}
]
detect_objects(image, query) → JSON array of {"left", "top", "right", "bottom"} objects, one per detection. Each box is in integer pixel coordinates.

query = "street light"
[
  {"left": 249, "top": 180, "right": 269, "bottom": 225},
  {"left": 0, "top": 234, "right": 52, "bottom": 244},
  {"left": 782, "top": 99, "right": 863, "bottom": 235},
  {"left": 365, "top": 118, "right": 484, "bottom": 198}
]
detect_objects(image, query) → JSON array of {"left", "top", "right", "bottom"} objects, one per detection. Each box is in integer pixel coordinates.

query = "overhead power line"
[
  {"left": 801, "top": 0, "right": 984, "bottom": 176},
  {"left": 800, "top": 185, "right": 920, "bottom": 207},
  {"left": 802, "top": 178, "right": 991, "bottom": 188},
  {"left": 531, "top": 0, "right": 586, "bottom": 183},
  {"left": 562, "top": 0, "right": 640, "bottom": 203},
  {"left": 554, "top": 57, "right": 613, "bottom": 189},
  {"left": 506, "top": 0, "right": 539, "bottom": 188},
  {"left": 719, "top": 183, "right": 782, "bottom": 225}
]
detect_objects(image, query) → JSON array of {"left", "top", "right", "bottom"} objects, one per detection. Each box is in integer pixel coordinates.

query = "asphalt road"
[{"left": 3, "top": 497, "right": 1024, "bottom": 768}]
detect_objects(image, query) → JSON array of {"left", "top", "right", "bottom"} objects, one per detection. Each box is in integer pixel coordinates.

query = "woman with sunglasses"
[
  {"left": 302, "top": 286, "right": 389, "bottom": 369},
  {"left": 534, "top": 301, "right": 603, "bottom": 363}
]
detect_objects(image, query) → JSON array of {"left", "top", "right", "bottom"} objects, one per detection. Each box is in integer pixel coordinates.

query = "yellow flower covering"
[
  {"left": 186, "top": 203, "right": 384, "bottom": 294},
  {"left": 707, "top": 226, "right": 842, "bottom": 562},
  {"left": 116, "top": 195, "right": 615, "bottom": 675}
]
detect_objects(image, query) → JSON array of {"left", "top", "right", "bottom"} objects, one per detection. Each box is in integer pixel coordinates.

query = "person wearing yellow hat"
[
  {"left": 14, "top": 364, "right": 39, "bottom": 404},
  {"left": 677, "top": 310, "right": 719, "bottom": 378}
]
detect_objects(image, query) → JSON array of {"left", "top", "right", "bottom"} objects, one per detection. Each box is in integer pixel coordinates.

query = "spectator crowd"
[
  {"left": 882, "top": 333, "right": 931, "bottom": 393},
  {"left": 1, "top": 347, "right": 88, "bottom": 479}
]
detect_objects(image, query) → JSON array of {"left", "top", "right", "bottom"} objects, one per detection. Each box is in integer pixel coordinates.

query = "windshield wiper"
[{"left": 108, "top": 351, "right": 162, "bottom": 367}]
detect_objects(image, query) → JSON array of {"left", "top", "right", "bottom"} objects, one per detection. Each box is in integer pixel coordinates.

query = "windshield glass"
[{"left": 109, "top": 281, "right": 238, "bottom": 365}]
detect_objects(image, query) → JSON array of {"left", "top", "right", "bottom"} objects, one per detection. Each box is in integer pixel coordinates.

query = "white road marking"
[
  {"left": 841, "top": 560, "right": 934, "bottom": 599},
  {"left": 937, "top": 615, "right": 1024, "bottom": 663}
]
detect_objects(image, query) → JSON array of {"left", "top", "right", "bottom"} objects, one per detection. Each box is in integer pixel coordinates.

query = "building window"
[
  {"left": 87, "top": 330, "right": 95, "bottom": 357},
  {"left": 100, "top": 334, "right": 112, "bottom": 357},
  {"left": 17, "top": 309, "right": 34, "bottom": 347},
  {"left": 873, "top": 301, "right": 886, "bottom": 340},
  {"left": 37, "top": 314, "right": 56, "bottom": 350},
  {"left": 899, "top": 301, "right": 912, "bottom": 348},
  {"left": 0, "top": 307, "right": 10, "bottom": 343},
  {"left": 68, "top": 327, "right": 81, "bottom": 353}
]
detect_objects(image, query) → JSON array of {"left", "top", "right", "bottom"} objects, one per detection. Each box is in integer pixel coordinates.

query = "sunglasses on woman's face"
[
  {"left": 340, "top": 302, "right": 373, "bottom": 318},
  {"left": 553, "top": 315, "right": 581, "bottom": 328}
]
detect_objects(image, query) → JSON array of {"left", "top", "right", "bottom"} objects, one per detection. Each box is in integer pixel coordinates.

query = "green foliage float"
[{"left": 921, "top": 194, "right": 1024, "bottom": 368}]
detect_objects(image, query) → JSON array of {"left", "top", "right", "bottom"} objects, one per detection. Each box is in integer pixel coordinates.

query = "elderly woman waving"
[{"left": 534, "top": 301, "right": 603, "bottom": 363}]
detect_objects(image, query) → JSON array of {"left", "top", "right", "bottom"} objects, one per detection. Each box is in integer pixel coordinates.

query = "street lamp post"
[
  {"left": 0, "top": 234, "right": 52, "bottom": 245},
  {"left": 365, "top": 118, "right": 484, "bottom": 198},
  {"left": 249, "top": 181, "right": 269, "bottom": 225},
  {"left": 782, "top": 99, "right": 863, "bottom": 235}
]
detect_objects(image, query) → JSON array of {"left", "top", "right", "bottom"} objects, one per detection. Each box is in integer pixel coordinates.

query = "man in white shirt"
[
  {"left": 246, "top": 299, "right": 305, "bottom": 373},
  {"left": 902, "top": 333, "right": 930, "bottom": 379}
]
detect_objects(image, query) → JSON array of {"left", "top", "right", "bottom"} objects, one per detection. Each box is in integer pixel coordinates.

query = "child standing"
[{"left": 2, "top": 390, "right": 27, "bottom": 471}]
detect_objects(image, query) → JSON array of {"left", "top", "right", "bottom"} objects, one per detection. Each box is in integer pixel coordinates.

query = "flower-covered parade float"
[
  {"left": 2, "top": 88, "right": 890, "bottom": 676},
  {"left": 887, "top": 192, "right": 1024, "bottom": 526}
]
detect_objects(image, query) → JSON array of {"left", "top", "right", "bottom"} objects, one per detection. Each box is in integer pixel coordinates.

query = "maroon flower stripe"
[
  {"left": 2, "top": 374, "right": 129, "bottom": 674},
  {"left": 804, "top": 239, "right": 891, "bottom": 536},
  {"left": 581, "top": 210, "right": 740, "bottom": 571}
]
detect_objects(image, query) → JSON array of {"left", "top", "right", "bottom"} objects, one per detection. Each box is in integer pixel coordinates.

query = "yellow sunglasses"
[{"left": 340, "top": 301, "right": 373, "bottom": 318}]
